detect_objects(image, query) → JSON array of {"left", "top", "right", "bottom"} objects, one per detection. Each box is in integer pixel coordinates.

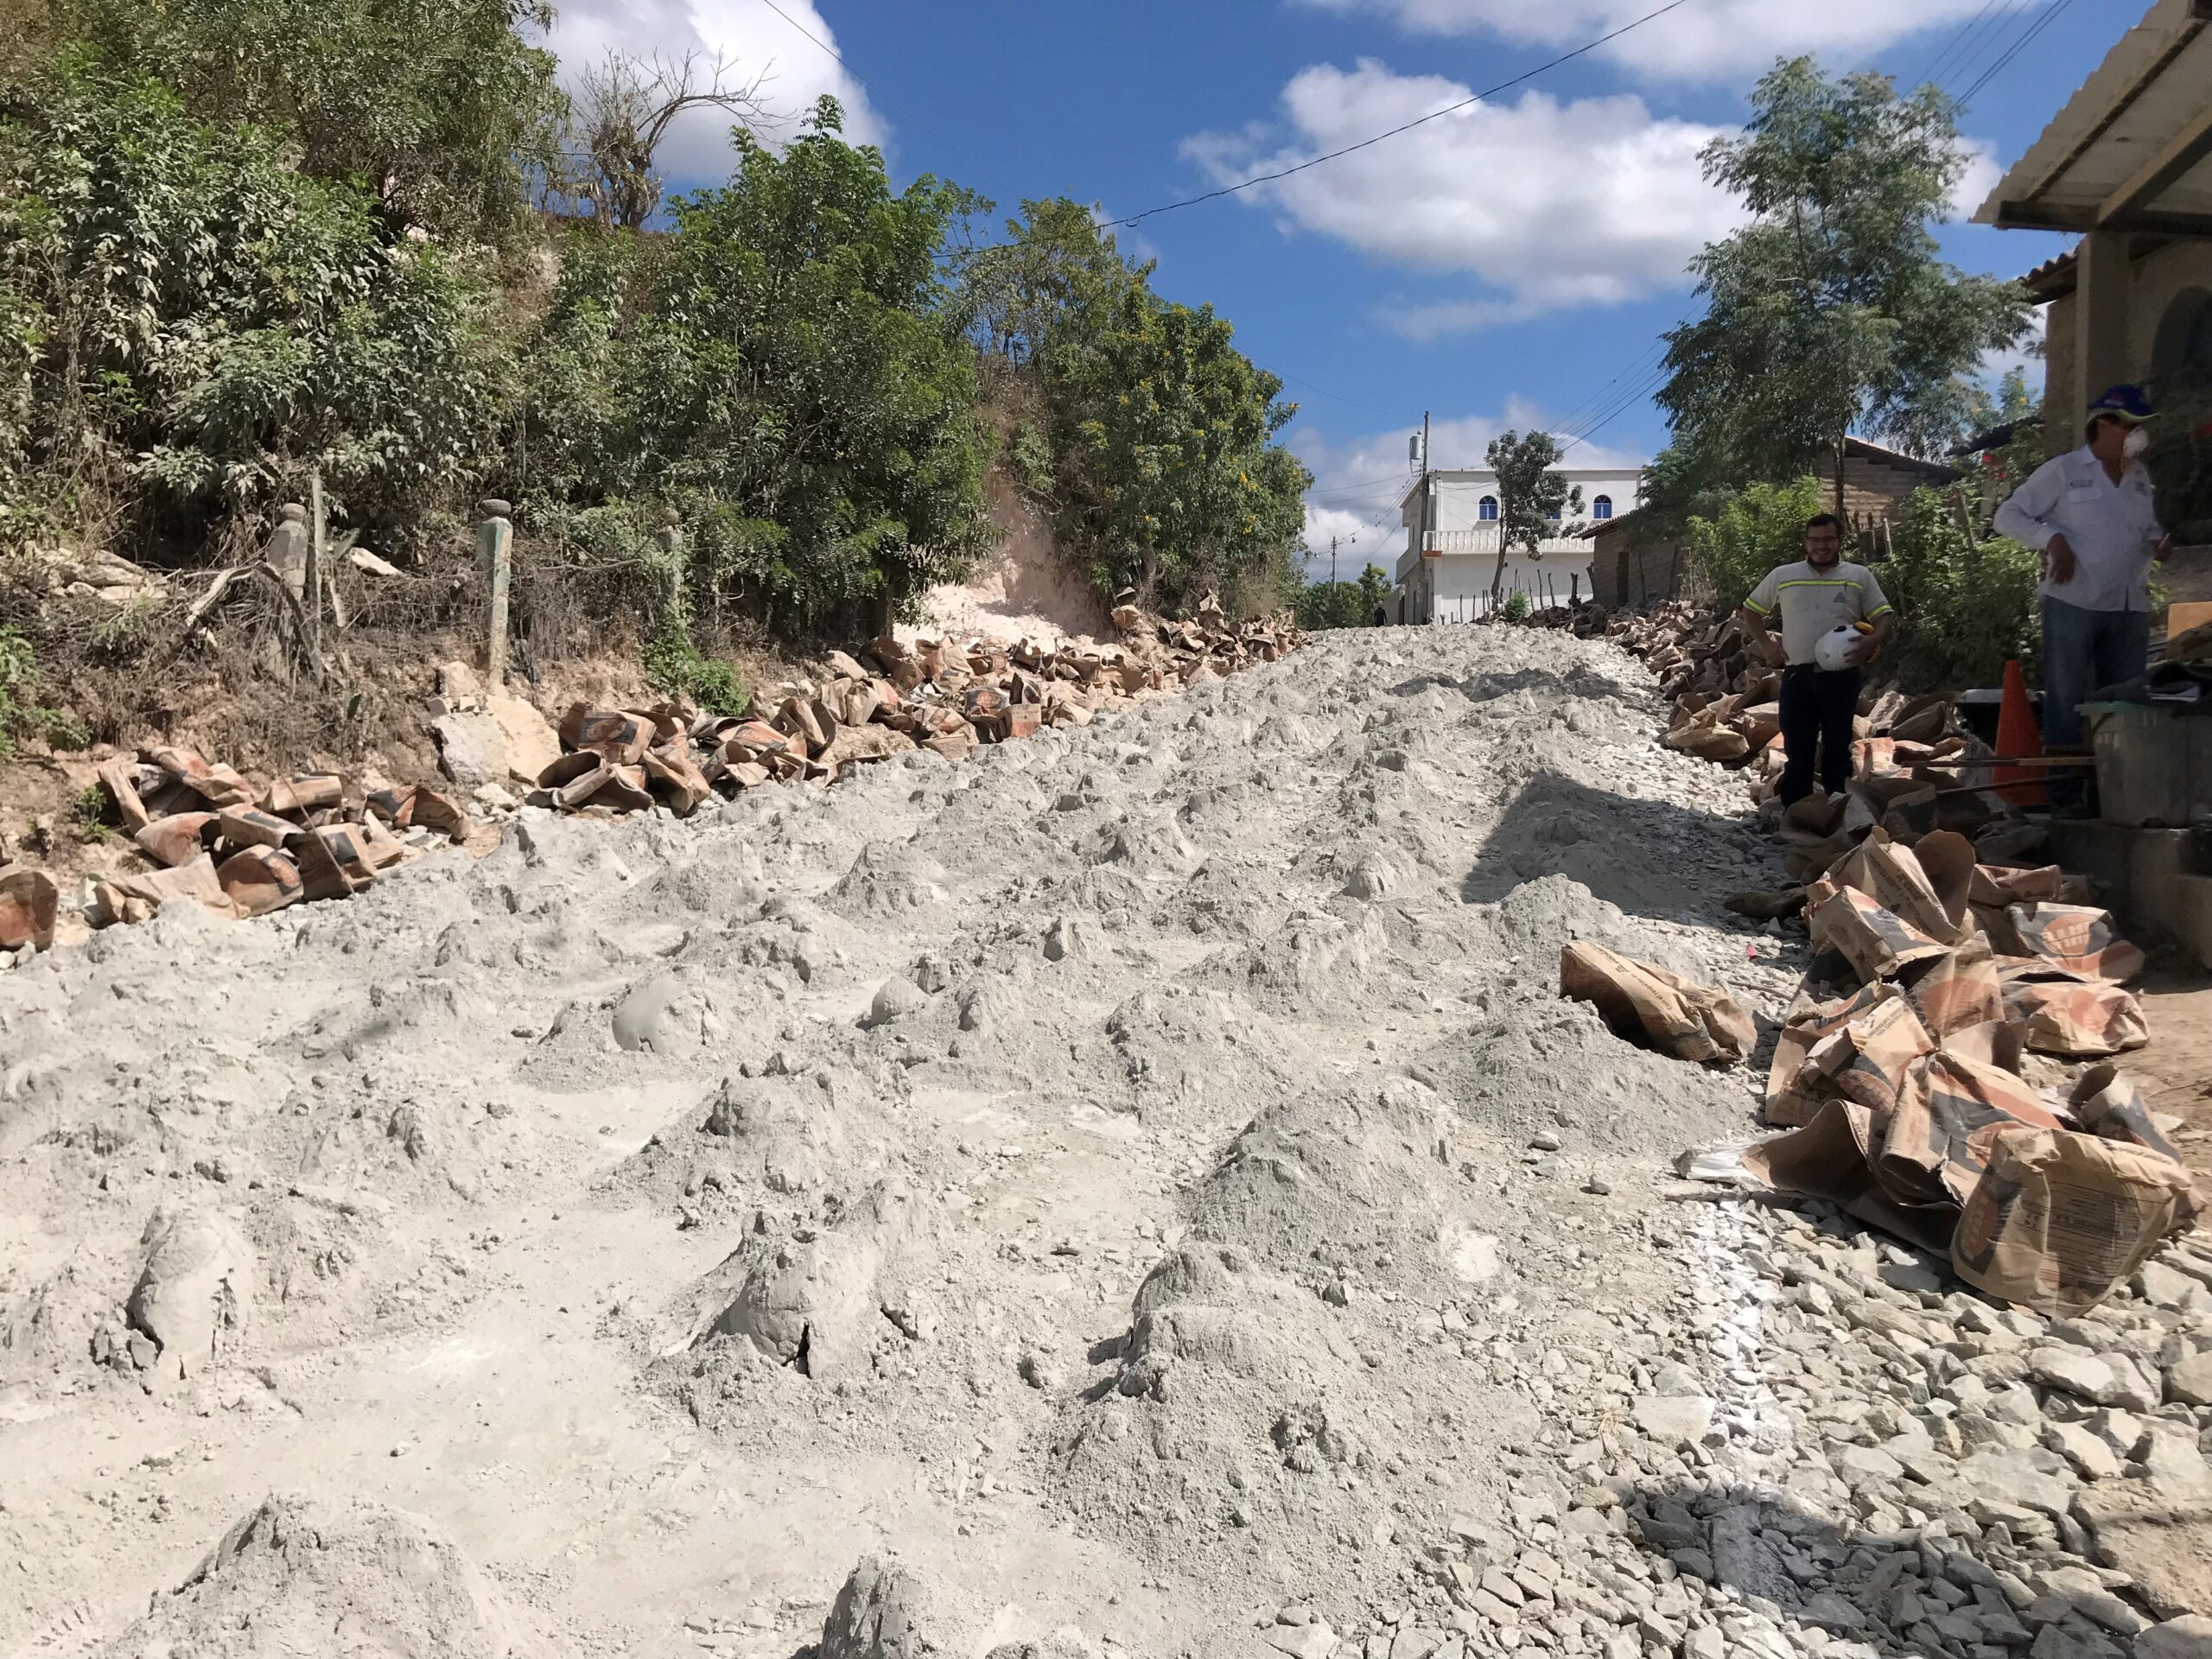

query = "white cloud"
[
  {"left": 1952, "top": 137, "right": 2003, "bottom": 224},
  {"left": 546, "top": 0, "right": 887, "bottom": 189},
  {"left": 1183, "top": 64, "right": 1737, "bottom": 337},
  {"left": 1292, "top": 0, "right": 2024, "bottom": 84},
  {"left": 1294, "top": 403, "right": 1643, "bottom": 579}
]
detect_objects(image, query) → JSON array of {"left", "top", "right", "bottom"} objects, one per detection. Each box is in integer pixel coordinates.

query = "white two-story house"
[{"left": 1393, "top": 464, "right": 1644, "bottom": 623}]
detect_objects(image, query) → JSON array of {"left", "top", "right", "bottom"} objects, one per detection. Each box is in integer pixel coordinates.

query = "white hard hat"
[{"left": 1814, "top": 624, "right": 1860, "bottom": 673}]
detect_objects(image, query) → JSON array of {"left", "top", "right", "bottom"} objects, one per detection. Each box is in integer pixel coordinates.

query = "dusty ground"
[
  {"left": 2138, "top": 974, "right": 2212, "bottom": 1180},
  {"left": 2, "top": 625, "right": 2206, "bottom": 1659}
]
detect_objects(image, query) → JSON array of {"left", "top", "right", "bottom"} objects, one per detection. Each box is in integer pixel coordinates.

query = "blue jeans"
[
  {"left": 2040, "top": 598, "right": 2150, "bottom": 749},
  {"left": 2041, "top": 598, "right": 2149, "bottom": 809}
]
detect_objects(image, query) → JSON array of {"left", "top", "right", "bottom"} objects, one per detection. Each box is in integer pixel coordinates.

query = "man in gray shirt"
[
  {"left": 1993, "top": 385, "right": 2173, "bottom": 779},
  {"left": 1738, "top": 513, "right": 1895, "bottom": 806}
]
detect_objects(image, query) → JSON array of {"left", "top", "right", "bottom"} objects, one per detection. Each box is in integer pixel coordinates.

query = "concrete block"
[
  {"left": 2048, "top": 822, "right": 2209, "bottom": 950},
  {"left": 2171, "top": 874, "right": 2212, "bottom": 972}
]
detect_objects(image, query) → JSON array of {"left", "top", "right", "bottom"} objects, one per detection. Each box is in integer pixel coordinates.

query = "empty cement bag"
[
  {"left": 1559, "top": 941, "right": 1754, "bottom": 1067},
  {"left": 1952, "top": 1125, "right": 2197, "bottom": 1316}
]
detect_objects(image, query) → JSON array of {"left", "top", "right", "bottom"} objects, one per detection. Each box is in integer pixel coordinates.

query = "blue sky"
[{"left": 546, "top": 0, "right": 2123, "bottom": 575}]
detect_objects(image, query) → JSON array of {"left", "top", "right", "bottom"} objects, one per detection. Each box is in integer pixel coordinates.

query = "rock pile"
[
  {"left": 74, "top": 746, "right": 473, "bottom": 936},
  {"left": 1318, "top": 1201, "right": 2212, "bottom": 1659},
  {"left": 535, "top": 601, "right": 1306, "bottom": 816}
]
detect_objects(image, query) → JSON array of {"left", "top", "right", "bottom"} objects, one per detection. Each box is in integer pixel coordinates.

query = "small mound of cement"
[
  {"left": 690, "top": 1183, "right": 928, "bottom": 1382},
  {"left": 125, "top": 1206, "right": 252, "bottom": 1384},
  {"left": 104, "top": 1493, "right": 515, "bottom": 1658},
  {"left": 818, "top": 1554, "right": 943, "bottom": 1658}
]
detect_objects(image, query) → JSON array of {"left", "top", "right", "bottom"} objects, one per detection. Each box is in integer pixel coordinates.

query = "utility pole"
[
  {"left": 1420, "top": 410, "right": 1433, "bottom": 624},
  {"left": 1330, "top": 534, "right": 1339, "bottom": 590}
]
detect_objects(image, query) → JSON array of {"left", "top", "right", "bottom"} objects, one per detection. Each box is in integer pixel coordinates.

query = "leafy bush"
[
  {"left": 643, "top": 620, "right": 747, "bottom": 715},
  {"left": 1871, "top": 486, "right": 2039, "bottom": 690},
  {"left": 0, "top": 65, "right": 501, "bottom": 553},
  {"left": 55, "top": 0, "right": 563, "bottom": 245},
  {"left": 0, "top": 621, "right": 80, "bottom": 753},
  {"left": 1686, "top": 476, "right": 1827, "bottom": 609},
  {"left": 1501, "top": 589, "right": 1532, "bottom": 623}
]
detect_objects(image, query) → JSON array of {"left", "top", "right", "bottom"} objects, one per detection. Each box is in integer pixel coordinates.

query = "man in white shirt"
[
  {"left": 1993, "top": 385, "right": 2173, "bottom": 779},
  {"left": 1737, "top": 513, "right": 1896, "bottom": 806}
]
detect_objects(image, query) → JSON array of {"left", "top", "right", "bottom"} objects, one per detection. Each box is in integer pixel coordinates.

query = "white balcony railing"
[{"left": 1421, "top": 527, "right": 1593, "bottom": 556}]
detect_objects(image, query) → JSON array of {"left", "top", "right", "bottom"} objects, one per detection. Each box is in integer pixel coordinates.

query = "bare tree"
[{"left": 563, "top": 49, "right": 773, "bottom": 230}]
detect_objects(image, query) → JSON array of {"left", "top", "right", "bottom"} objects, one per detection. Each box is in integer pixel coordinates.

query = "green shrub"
[
  {"left": 0, "top": 64, "right": 501, "bottom": 551},
  {"left": 0, "top": 622, "right": 83, "bottom": 754},
  {"left": 1870, "top": 486, "right": 2039, "bottom": 690},
  {"left": 65, "top": 781, "right": 109, "bottom": 841},
  {"left": 1294, "top": 564, "right": 1391, "bottom": 630},
  {"left": 643, "top": 620, "right": 747, "bottom": 716},
  {"left": 1686, "top": 476, "right": 1826, "bottom": 610},
  {"left": 1501, "top": 589, "right": 1532, "bottom": 623}
]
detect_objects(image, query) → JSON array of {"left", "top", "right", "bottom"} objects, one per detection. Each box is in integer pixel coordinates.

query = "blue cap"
[{"left": 2088, "top": 385, "right": 2153, "bottom": 423}]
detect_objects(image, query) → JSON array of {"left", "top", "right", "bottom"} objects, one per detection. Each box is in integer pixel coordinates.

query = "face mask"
[{"left": 2124, "top": 426, "right": 2151, "bottom": 460}]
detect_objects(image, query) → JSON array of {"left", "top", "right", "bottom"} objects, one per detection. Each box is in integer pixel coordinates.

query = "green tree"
[
  {"left": 964, "top": 199, "right": 1312, "bottom": 610},
  {"left": 1294, "top": 562, "right": 1391, "bottom": 629},
  {"left": 1357, "top": 562, "right": 1391, "bottom": 623},
  {"left": 512, "top": 98, "right": 995, "bottom": 635},
  {"left": 1484, "top": 429, "right": 1582, "bottom": 601},
  {"left": 958, "top": 196, "right": 1145, "bottom": 372},
  {"left": 57, "top": 0, "right": 564, "bottom": 244},
  {"left": 1656, "top": 59, "right": 2030, "bottom": 507},
  {"left": 1052, "top": 288, "right": 1310, "bottom": 602},
  {"left": 0, "top": 66, "right": 499, "bottom": 550},
  {"left": 1686, "top": 475, "right": 1826, "bottom": 609}
]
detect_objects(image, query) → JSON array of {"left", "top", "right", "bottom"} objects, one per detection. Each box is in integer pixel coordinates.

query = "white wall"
[
  {"left": 1396, "top": 467, "right": 1637, "bottom": 620},
  {"left": 1428, "top": 468, "right": 1640, "bottom": 536}
]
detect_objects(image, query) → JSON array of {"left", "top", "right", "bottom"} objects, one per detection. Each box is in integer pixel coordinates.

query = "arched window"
[
  {"left": 1592, "top": 495, "right": 1614, "bottom": 520},
  {"left": 1478, "top": 495, "right": 1499, "bottom": 522}
]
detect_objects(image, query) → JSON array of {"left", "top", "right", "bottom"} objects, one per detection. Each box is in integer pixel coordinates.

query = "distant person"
[
  {"left": 1372, "top": 605, "right": 1386, "bottom": 628},
  {"left": 1993, "top": 384, "right": 2171, "bottom": 801},
  {"left": 1736, "top": 513, "right": 1895, "bottom": 807}
]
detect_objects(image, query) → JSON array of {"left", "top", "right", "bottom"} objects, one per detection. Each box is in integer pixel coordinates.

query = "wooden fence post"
[{"left": 478, "top": 499, "right": 513, "bottom": 689}]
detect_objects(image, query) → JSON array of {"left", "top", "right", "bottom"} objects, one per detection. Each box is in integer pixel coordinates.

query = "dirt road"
[{"left": 4, "top": 626, "right": 2206, "bottom": 1659}]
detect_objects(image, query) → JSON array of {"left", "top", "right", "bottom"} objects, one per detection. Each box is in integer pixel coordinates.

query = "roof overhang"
[{"left": 1976, "top": 1, "right": 2212, "bottom": 238}]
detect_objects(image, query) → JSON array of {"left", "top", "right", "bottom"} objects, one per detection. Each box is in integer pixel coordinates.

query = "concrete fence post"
[
  {"left": 478, "top": 499, "right": 513, "bottom": 689},
  {"left": 659, "top": 512, "right": 684, "bottom": 626},
  {"left": 268, "top": 503, "right": 310, "bottom": 599}
]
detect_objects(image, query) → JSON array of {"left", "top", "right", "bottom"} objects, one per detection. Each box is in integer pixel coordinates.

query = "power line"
[
  {"left": 1940, "top": 0, "right": 2038, "bottom": 98},
  {"left": 1548, "top": 340, "right": 1668, "bottom": 437},
  {"left": 1307, "top": 479, "right": 1419, "bottom": 504},
  {"left": 1262, "top": 365, "right": 1401, "bottom": 418},
  {"left": 1956, "top": 0, "right": 2074, "bottom": 107},
  {"left": 1562, "top": 376, "right": 1667, "bottom": 453},
  {"left": 1110, "top": 0, "right": 1700, "bottom": 229},
  {"left": 1560, "top": 361, "right": 1673, "bottom": 454},
  {"left": 1559, "top": 352, "right": 1669, "bottom": 442},
  {"left": 1912, "top": 0, "right": 2014, "bottom": 92},
  {"left": 755, "top": 0, "right": 875, "bottom": 95}
]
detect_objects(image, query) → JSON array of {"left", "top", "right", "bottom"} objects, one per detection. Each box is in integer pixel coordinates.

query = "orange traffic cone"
[{"left": 1993, "top": 658, "right": 2045, "bottom": 807}]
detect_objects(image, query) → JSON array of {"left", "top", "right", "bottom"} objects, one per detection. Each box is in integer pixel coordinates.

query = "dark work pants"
[
  {"left": 1777, "top": 664, "right": 1861, "bottom": 806},
  {"left": 2041, "top": 598, "right": 2150, "bottom": 810}
]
